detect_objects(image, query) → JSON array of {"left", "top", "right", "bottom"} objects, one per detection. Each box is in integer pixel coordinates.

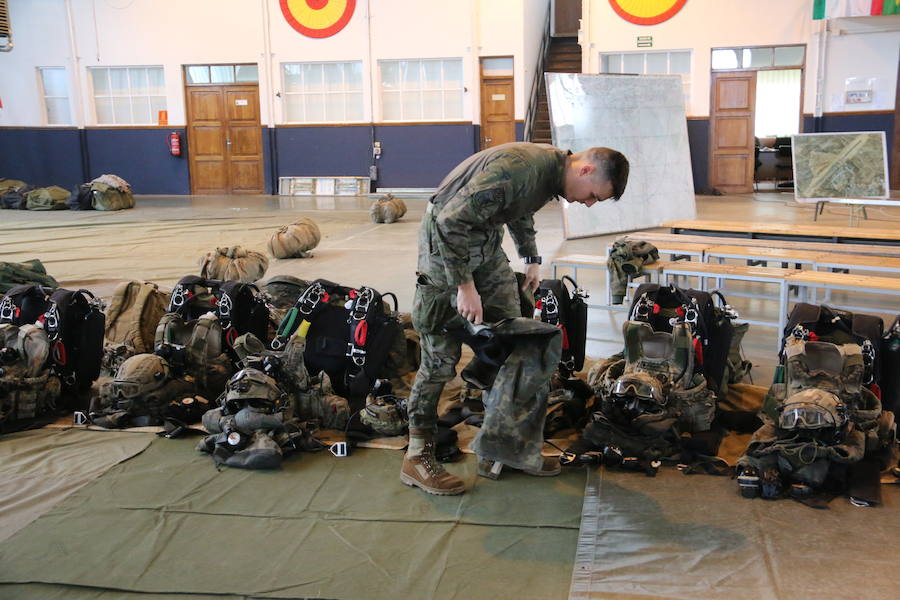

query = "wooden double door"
[{"left": 185, "top": 84, "right": 264, "bottom": 194}]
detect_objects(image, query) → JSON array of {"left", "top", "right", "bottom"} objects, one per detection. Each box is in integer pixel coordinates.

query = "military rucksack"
[
  {"left": 90, "top": 182, "right": 134, "bottom": 211},
  {"left": 154, "top": 312, "right": 234, "bottom": 398},
  {"left": 25, "top": 186, "right": 71, "bottom": 211},
  {"left": 45, "top": 288, "right": 105, "bottom": 394},
  {"left": 535, "top": 275, "right": 588, "bottom": 374},
  {"left": 0, "top": 284, "right": 55, "bottom": 326},
  {"left": 0, "top": 323, "right": 61, "bottom": 432},
  {"left": 0, "top": 181, "right": 33, "bottom": 210},
  {"left": 103, "top": 281, "right": 170, "bottom": 361}
]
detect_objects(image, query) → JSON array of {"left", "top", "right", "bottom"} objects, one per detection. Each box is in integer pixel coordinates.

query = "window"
[
  {"left": 38, "top": 67, "right": 71, "bottom": 125},
  {"left": 185, "top": 64, "right": 259, "bottom": 85},
  {"left": 600, "top": 50, "right": 691, "bottom": 106},
  {"left": 711, "top": 45, "right": 805, "bottom": 70},
  {"left": 379, "top": 58, "right": 463, "bottom": 121},
  {"left": 755, "top": 69, "right": 802, "bottom": 137},
  {"left": 282, "top": 61, "right": 363, "bottom": 123},
  {"left": 90, "top": 66, "right": 166, "bottom": 125}
]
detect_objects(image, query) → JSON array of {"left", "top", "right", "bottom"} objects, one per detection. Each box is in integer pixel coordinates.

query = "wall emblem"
[
  {"left": 608, "top": 0, "right": 687, "bottom": 25},
  {"left": 280, "top": 0, "right": 356, "bottom": 38}
]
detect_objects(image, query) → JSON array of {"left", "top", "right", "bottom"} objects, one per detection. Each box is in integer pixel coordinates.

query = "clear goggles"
[
  {"left": 779, "top": 404, "right": 837, "bottom": 430},
  {"left": 611, "top": 379, "right": 658, "bottom": 400},
  {"left": 112, "top": 381, "right": 142, "bottom": 399}
]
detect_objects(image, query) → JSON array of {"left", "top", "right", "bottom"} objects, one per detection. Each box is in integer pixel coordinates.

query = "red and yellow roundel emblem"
[
  {"left": 608, "top": 0, "right": 687, "bottom": 25},
  {"left": 280, "top": 0, "right": 356, "bottom": 38}
]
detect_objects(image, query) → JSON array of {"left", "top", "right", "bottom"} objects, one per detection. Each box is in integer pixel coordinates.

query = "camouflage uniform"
[{"left": 409, "top": 142, "right": 567, "bottom": 465}]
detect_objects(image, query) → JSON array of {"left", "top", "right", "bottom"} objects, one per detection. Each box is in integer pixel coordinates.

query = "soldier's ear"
[{"left": 578, "top": 164, "right": 595, "bottom": 177}]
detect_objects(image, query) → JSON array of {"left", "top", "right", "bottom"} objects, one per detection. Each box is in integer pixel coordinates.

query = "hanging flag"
[{"left": 814, "top": 0, "right": 900, "bottom": 19}]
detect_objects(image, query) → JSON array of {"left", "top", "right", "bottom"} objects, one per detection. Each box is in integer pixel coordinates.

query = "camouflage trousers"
[{"left": 408, "top": 221, "right": 521, "bottom": 432}]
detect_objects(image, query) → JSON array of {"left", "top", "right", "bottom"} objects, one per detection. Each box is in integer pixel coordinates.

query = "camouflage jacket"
[{"left": 427, "top": 142, "right": 567, "bottom": 286}]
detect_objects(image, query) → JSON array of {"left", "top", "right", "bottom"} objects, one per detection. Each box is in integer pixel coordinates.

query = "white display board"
[{"left": 546, "top": 73, "right": 696, "bottom": 239}]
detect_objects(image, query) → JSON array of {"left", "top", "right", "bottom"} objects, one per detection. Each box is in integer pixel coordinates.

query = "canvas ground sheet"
[
  {"left": 0, "top": 435, "right": 585, "bottom": 600},
  {"left": 0, "top": 429, "right": 154, "bottom": 543},
  {"left": 569, "top": 467, "right": 900, "bottom": 600}
]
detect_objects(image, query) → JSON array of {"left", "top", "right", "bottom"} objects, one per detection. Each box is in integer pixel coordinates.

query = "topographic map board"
[
  {"left": 546, "top": 73, "right": 696, "bottom": 239},
  {"left": 792, "top": 131, "right": 892, "bottom": 204}
]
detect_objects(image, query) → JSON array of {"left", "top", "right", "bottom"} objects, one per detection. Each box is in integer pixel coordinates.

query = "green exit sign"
[{"left": 637, "top": 35, "right": 653, "bottom": 48}]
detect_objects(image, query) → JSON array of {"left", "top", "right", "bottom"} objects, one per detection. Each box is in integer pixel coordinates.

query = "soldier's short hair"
[{"left": 582, "top": 147, "right": 630, "bottom": 201}]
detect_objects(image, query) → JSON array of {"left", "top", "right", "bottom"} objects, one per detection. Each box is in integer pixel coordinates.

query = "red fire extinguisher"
[{"left": 168, "top": 131, "right": 181, "bottom": 156}]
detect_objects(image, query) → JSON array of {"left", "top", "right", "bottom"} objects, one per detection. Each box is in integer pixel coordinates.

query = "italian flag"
[{"left": 814, "top": 0, "right": 900, "bottom": 19}]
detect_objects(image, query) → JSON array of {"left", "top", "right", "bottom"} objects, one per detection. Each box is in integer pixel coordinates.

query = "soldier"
[{"left": 401, "top": 142, "right": 630, "bottom": 495}]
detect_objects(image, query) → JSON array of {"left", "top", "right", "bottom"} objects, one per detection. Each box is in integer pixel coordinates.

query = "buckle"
[
  {"left": 347, "top": 344, "right": 367, "bottom": 366},
  {"left": 0, "top": 298, "right": 13, "bottom": 322},
  {"left": 350, "top": 288, "right": 374, "bottom": 320},
  {"left": 297, "top": 282, "right": 326, "bottom": 316}
]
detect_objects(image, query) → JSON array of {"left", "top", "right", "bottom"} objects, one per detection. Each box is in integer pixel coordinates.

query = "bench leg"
[{"left": 778, "top": 280, "right": 789, "bottom": 351}]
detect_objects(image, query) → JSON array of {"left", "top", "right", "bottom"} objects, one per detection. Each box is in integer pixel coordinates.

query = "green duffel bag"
[
  {"left": 25, "top": 186, "right": 71, "bottom": 211},
  {"left": 91, "top": 182, "right": 135, "bottom": 211}
]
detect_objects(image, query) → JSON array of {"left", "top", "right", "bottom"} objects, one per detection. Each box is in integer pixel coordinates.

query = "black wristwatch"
[{"left": 523, "top": 256, "right": 542, "bottom": 265}]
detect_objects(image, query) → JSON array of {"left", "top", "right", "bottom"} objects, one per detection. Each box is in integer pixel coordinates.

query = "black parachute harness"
[
  {"left": 535, "top": 275, "right": 589, "bottom": 375},
  {"left": 271, "top": 281, "right": 330, "bottom": 350}
]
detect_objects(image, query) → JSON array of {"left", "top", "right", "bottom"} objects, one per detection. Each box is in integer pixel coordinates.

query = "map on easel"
[{"left": 792, "top": 132, "right": 890, "bottom": 202}]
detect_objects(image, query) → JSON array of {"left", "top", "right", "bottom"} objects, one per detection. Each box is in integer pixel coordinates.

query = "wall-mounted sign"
[
  {"left": 280, "top": 0, "right": 356, "bottom": 39},
  {"left": 235, "top": 99, "right": 248, "bottom": 106},
  {"left": 609, "top": 0, "right": 687, "bottom": 26},
  {"left": 637, "top": 35, "right": 653, "bottom": 47}
]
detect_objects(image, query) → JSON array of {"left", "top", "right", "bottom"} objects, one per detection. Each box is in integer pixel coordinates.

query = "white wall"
[
  {"left": 822, "top": 26, "right": 900, "bottom": 112},
  {"left": 0, "top": 0, "right": 544, "bottom": 128},
  {"left": 585, "top": 0, "right": 815, "bottom": 116},
  {"left": 0, "top": 0, "right": 72, "bottom": 126}
]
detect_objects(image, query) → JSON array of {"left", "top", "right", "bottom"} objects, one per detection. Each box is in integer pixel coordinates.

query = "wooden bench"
[
  {"left": 787, "top": 270, "right": 900, "bottom": 315},
  {"left": 663, "top": 219, "right": 900, "bottom": 245},
  {"left": 658, "top": 262, "right": 792, "bottom": 340},
  {"left": 551, "top": 255, "right": 677, "bottom": 309}
]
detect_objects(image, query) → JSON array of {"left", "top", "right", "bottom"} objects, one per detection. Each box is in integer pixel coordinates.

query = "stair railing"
[{"left": 524, "top": 3, "right": 552, "bottom": 142}]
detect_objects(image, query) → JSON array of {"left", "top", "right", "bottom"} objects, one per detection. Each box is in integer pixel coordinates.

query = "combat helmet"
[
  {"left": 223, "top": 368, "right": 284, "bottom": 413},
  {"left": 777, "top": 388, "right": 849, "bottom": 444}
]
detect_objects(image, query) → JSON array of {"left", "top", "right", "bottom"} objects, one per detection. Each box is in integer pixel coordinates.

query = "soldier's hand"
[
  {"left": 522, "top": 263, "right": 541, "bottom": 292},
  {"left": 456, "top": 282, "right": 483, "bottom": 324}
]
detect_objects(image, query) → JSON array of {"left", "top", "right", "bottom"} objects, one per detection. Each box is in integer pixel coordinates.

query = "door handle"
[{"left": 226, "top": 138, "right": 232, "bottom": 146}]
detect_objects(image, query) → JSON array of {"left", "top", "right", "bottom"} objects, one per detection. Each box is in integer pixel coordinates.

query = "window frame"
[
  {"left": 280, "top": 60, "right": 365, "bottom": 125},
  {"left": 89, "top": 65, "right": 167, "bottom": 126},
  {"left": 598, "top": 49, "right": 692, "bottom": 107},
  {"left": 710, "top": 44, "right": 806, "bottom": 72},
  {"left": 378, "top": 58, "right": 465, "bottom": 123},
  {"left": 36, "top": 66, "right": 72, "bottom": 126}
]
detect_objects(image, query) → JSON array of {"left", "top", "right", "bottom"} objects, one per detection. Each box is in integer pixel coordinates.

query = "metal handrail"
[{"left": 524, "top": 3, "right": 552, "bottom": 142}]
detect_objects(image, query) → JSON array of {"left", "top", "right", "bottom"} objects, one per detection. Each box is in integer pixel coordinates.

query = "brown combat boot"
[{"left": 400, "top": 429, "right": 465, "bottom": 496}]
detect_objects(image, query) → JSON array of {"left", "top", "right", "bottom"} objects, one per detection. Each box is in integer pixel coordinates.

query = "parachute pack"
[
  {"left": 272, "top": 279, "right": 404, "bottom": 402},
  {"left": 535, "top": 275, "right": 588, "bottom": 375}
]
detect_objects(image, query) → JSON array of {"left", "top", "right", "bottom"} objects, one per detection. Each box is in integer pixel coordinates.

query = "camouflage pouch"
[{"left": 411, "top": 273, "right": 455, "bottom": 334}]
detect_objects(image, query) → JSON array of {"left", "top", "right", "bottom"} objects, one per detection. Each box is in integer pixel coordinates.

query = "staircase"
[{"left": 531, "top": 37, "right": 582, "bottom": 144}]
